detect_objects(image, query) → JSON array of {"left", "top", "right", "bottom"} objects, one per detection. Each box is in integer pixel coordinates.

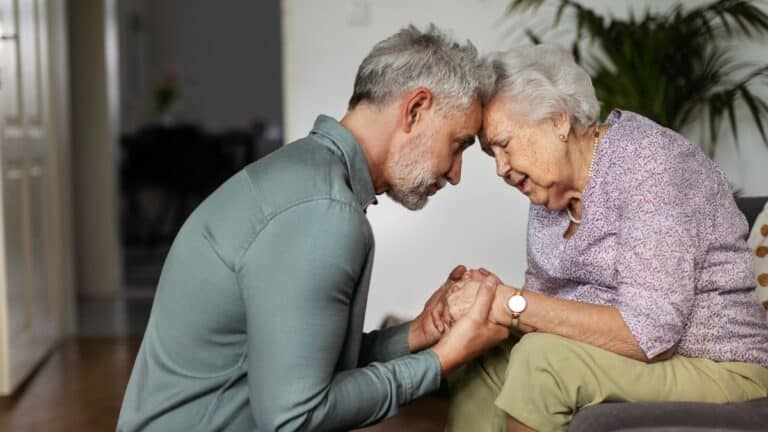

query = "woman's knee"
[
  {"left": 500, "top": 334, "right": 585, "bottom": 431},
  {"left": 449, "top": 340, "right": 512, "bottom": 393},
  {"left": 505, "top": 333, "right": 586, "bottom": 390},
  {"left": 446, "top": 342, "right": 515, "bottom": 432},
  {"left": 510, "top": 333, "right": 573, "bottom": 361}
]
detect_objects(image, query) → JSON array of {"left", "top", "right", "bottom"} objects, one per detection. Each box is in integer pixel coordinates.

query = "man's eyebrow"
[
  {"left": 457, "top": 134, "right": 476, "bottom": 148},
  {"left": 480, "top": 137, "right": 500, "bottom": 154}
]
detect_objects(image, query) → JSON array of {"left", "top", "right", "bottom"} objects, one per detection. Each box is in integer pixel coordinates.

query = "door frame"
[{"left": 46, "top": 0, "right": 76, "bottom": 336}]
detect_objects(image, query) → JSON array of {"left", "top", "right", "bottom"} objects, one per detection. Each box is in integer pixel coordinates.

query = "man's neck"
[{"left": 340, "top": 105, "right": 395, "bottom": 194}]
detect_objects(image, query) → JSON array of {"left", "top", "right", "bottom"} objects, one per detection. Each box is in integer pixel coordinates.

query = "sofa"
[{"left": 569, "top": 196, "right": 768, "bottom": 431}]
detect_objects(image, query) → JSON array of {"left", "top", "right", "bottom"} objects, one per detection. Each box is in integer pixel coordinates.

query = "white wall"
[{"left": 282, "top": 0, "right": 768, "bottom": 330}]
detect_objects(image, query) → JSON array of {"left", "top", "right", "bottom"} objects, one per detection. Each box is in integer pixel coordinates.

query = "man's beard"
[{"left": 386, "top": 132, "right": 444, "bottom": 210}]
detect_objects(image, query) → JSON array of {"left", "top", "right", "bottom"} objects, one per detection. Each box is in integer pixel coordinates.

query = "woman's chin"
[
  {"left": 532, "top": 195, "right": 563, "bottom": 211},
  {"left": 525, "top": 191, "right": 547, "bottom": 207},
  {"left": 544, "top": 199, "right": 569, "bottom": 212},
  {"left": 514, "top": 186, "right": 558, "bottom": 210}
]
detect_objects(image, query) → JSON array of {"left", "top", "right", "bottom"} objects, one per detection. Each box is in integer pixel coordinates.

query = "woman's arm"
[
  {"left": 488, "top": 286, "right": 676, "bottom": 362},
  {"left": 486, "top": 135, "right": 697, "bottom": 362}
]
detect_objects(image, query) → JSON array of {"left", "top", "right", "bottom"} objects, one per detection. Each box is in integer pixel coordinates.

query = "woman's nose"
[{"left": 495, "top": 156, "right": 510, "bottom": 178}]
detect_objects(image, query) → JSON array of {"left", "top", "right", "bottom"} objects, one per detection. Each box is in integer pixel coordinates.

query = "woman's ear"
[
  {"left": 551, "top": 112, "right": 571, "bottom": 142},
  {"left": 403, "top": 88, "right": 433, "bottom": 133}
]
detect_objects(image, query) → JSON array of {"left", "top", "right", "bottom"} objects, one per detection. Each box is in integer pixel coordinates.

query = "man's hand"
[
  {"left": 408, "top": 265, "right": 467, "bottom": 352},
  {"left": 432, "top": 277, "right": 510, "bottom": 375}
]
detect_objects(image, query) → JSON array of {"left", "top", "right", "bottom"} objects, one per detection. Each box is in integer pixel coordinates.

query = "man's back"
[
  {"left": 117, "top": 116, "right": 442, "bottom": 431},
  {"left": 118, "top": 125, "right": 369, "bottom": 431}
]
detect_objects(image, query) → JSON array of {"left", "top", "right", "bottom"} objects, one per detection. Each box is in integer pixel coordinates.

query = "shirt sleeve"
[
  {"left": 239, "top": 198, "right": 441, "bottom": 431},
  {"left": 359, "top": 322, "right": 412, "bottom": 365},
  {"left": 613, "top": 138, "right": 701, "bottom": 359}
]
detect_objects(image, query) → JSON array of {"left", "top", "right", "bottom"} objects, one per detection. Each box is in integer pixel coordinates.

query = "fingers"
[
  {"left": 449, "top": 279, "right": 472, "bottom": 294},
  {"left": 464, "top": 267, "right": 502, "bottom": 285},
  {"left": 466, "top": 269, "right": 486, "bottom": 281},
  {"left": 431, "top": 307, "right": 445, "bottom": 333},
  {"left": 468, "top": 277, "right": 497, "bottom": 320},
  {"left": 436, "top": 296, "right": 452, "bottom": 327},
  {"left": 479, "top": 267, "right": 502, "bottom": 285},
  {"left": 448, "top": 282, "right": 462, "bottom": 295},
  {"left": 442, "top": 304, "right": 453, "bottom": 327},
  {"left": 447, "top": 280, "right": 473, "bottom": 298},
  {"left": 449, "top": 265, "right": 467, "bottom": 281}
]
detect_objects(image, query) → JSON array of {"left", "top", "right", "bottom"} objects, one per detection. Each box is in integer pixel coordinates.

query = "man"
[{"left": 117, "top": 24, "right": 508, "bottom": 431}]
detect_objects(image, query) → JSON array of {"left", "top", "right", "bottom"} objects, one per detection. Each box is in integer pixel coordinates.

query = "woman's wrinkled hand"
[
  {"left": 408, "top": 265, "right": 467, "bottom": 351},
  {"left": 432, "top": 277, "right": 511, "bottom": 375},
  {"left": 446, "top": 280, "right": 481, "bottom": 323},
  {"left": 447, "top": 267, "right": 504, "bottom": 323}
]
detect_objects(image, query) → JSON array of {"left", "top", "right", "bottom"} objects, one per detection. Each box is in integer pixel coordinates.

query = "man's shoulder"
[{"left": 242, "top": 136, "right": 361, "bottom": 214}]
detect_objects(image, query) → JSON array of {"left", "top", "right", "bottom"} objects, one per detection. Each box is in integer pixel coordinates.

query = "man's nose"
[{"left": 447, "top": 156, "right": 462, "bottom": 185}]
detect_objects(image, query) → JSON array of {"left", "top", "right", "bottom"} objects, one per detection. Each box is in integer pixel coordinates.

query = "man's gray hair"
[
  {"left": 349, "top": 24, "right": 495, "bottom": 111},
  {"left": 491, "top": 44, "right": 600, "bottom": 135}
]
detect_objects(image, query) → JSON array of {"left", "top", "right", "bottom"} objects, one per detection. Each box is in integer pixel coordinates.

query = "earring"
[{"left": 559, "top": 134, "right": 567, "bottom": 142}]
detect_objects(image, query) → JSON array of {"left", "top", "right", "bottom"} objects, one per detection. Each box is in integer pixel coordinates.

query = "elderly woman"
[{"left": 444, "top": 45, "right": 768, "bottom": 432}]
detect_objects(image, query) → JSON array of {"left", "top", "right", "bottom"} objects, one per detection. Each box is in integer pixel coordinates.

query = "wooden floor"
[
  {"left": 0, "top": 336, "right": 447, "bottom": 431},
  {"left": 0, "top": 337, "right": 142, "bottom": 432}
]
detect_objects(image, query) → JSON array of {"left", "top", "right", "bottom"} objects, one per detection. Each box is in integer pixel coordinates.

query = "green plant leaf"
[
  {"left": 525, "top": 29, "right": 542, "bottom": 44},
  {"left": 740, "top": 86, "right": 768, "bottom": 145},
  {"left": 507, "top": 0, "right": 768, "bottom": 156}
]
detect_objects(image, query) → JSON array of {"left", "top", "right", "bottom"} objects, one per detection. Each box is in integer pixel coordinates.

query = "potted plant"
[
  {"left": 154, "top": 69, "right": 181, "bottom": 126},
  {"left": 508, "top": 0, "right": 768, "bottom": 157}
]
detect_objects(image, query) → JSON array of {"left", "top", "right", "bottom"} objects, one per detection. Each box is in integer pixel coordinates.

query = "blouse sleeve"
[{"left": 612, "top": 134, "right": 703, "bottom": 359}]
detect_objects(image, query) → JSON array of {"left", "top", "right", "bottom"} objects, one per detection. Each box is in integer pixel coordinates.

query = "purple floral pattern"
[{"left": 525, "top": 110, "right": 768, "bottom": 366}]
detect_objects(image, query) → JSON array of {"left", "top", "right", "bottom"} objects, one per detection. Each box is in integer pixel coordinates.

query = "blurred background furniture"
[{"left": 118, "top": 123, "right": 279, "bottom": 293}]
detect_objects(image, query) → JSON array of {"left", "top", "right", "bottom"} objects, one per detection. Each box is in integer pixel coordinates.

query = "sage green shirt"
[{"left": 117, "top": 116, "right": 442, "bottom": 431}]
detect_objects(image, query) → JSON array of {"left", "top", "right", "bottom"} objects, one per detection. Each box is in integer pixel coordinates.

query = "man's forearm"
[
  {"left": 359, "top": 322, "right": 412, "bottom": 365},
  {"left": 359, "top": 315, "right": 442, "bottom": 366},
  {"left": 407, "top": 318, "right": 436, "bottom": 352}
]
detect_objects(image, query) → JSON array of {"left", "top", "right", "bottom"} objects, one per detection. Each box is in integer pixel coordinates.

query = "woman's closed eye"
[
  {"left": 482, "top": 138, "right": 508, "bottom": 156},
  {"left": 491, "top": 138, "right": 510, "bottom": 151},
  {"left": 490, "top": 140, "right": 510, "bottom": 157}
]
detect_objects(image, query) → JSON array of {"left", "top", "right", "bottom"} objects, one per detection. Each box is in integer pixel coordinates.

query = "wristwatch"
[{"left": 506, "top": 290, "right": 527, "bottom": 328}]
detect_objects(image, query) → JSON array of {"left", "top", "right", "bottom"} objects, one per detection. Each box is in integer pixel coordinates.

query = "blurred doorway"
[{"left": 0, "top": 0, "right": 73, "bottom": 396}]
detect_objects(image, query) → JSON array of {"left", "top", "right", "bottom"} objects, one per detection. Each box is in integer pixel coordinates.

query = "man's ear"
[
  {"left": 403, "top": 88, "right": 433, "bottom": 133},
  {"left": 551, "top": 111, "right": 571, "bottom": 140}
]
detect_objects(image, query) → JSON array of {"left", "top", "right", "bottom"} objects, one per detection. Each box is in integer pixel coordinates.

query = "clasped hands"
[{"left": 410, "top": 265, "right": 516, "bottom": 375}]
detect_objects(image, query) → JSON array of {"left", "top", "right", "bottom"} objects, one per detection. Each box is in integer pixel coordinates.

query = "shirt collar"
[{"left": 310, "top": 115, "right": 378, "bottom": 209}]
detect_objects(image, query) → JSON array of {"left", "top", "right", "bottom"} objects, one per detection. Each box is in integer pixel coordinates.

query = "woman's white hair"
[{"left": 491, "top": 44, "right": 600, "bottom": 135}]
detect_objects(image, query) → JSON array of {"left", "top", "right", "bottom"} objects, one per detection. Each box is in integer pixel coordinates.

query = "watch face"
[{"left": 508, "top": 295, "right": 527, "bottom": 313}]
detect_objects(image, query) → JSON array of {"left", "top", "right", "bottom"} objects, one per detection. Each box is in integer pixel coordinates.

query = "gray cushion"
[
  {"left": 570, "top": 398, "right": 768, "bottom": 431},
  {"left": 736, "top": 196, "right": 768, "bottom": 229}
]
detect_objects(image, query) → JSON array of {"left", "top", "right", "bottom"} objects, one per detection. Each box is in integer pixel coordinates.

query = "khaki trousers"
[{"left": 446, "top": 333, "right": 768, "bottom": 431}]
